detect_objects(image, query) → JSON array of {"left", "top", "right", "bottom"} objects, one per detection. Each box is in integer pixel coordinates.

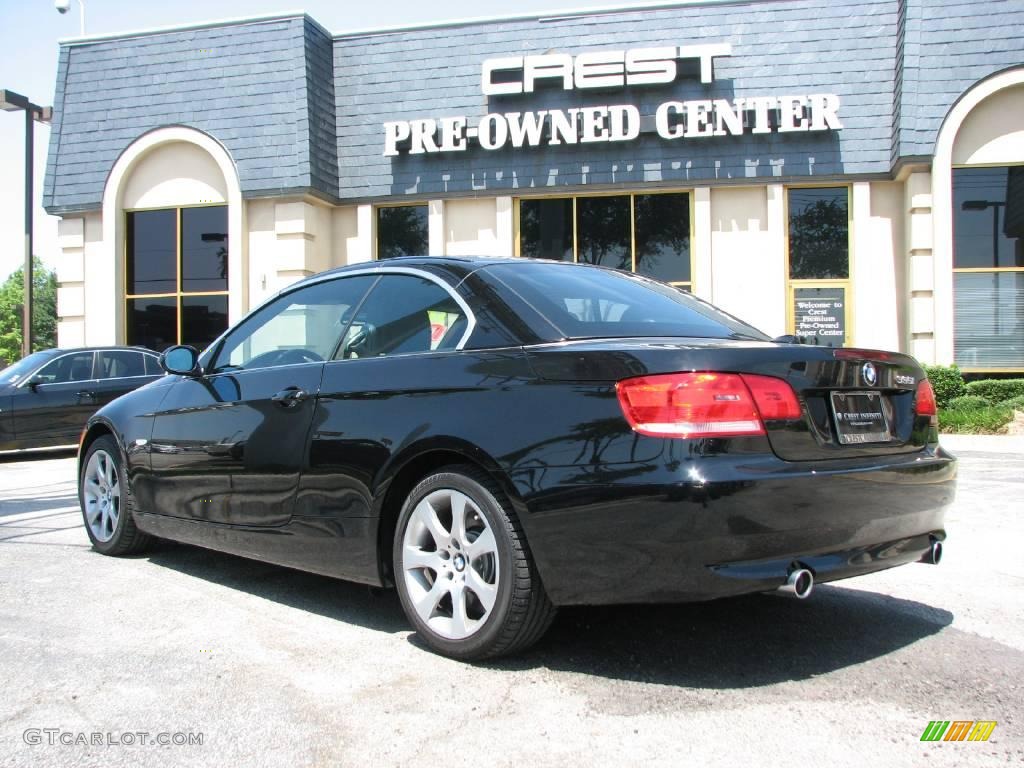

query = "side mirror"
[
  {"left": 26, "top": 375, "right": 44, "bottom": 391},
  {"left": 160, "top": 345, "right": 202, "bottom": 376}
]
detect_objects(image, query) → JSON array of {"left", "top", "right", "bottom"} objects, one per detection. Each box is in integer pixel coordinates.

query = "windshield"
[
  {"left": 480, "top": 262, "right": 769, "bottom": 342},
  {"left": 0, "top": 351, "right": 54, "bottom": 386}
]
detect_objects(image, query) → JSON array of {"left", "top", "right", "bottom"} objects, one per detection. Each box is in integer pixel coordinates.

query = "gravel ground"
[{"left": 0, "top": 435, "right": 1021, "bottom": 767}]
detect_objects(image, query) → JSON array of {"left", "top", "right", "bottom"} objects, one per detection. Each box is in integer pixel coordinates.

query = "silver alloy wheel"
[
  {"left": 83, "top": 449, "right": 121, "bottom": 543},
  {"left": 401, "top": 488, "right": 499, "bottom": 640}
]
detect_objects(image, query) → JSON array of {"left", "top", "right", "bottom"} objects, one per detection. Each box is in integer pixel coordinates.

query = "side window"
[
  {"left": 34, "top": 352, "right": 95, "bottom": 384},
  {"left": 337, "top": 275, "right": 468, "bottom": 359},
  {"left": 144, "top": 354, "right": 163, "bottom": 375},
  {"left": 212, "top": 276, "right": 376, "bottom": 372},
  {"left": 96, "top": 351, "right": 146, "bottom": 379}
]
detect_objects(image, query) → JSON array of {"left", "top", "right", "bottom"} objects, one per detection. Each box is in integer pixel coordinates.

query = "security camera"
[{"left": 55, "top": 0, "right": 70, "bottom": 13}]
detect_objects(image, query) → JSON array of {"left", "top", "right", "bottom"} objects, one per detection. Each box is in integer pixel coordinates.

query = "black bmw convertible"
[{"left": 76, "top": 257, "right": 956, "bottom": 659}]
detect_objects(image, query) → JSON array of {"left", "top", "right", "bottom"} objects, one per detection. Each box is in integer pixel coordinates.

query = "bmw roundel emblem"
[{"left": 862, "top": 362, "right": 878, "bottom": 387}]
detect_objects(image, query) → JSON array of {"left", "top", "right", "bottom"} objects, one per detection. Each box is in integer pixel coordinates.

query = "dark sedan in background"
[
  {"left": 76, "top": 258, "right": 956, "bottom": 660},
  {"left": 1, "top": 347, "right": 162, "bottom": 451}
]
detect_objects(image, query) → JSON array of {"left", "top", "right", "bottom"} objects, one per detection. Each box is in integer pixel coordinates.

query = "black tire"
[
  {"left": 393, "top": 465, "right": 556, "bottom": 660},
  {"left": 79, "top": 435, "right": 153, "bottom": 556}
]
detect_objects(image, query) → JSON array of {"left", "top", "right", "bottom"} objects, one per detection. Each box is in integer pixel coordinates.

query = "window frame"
[
  {"left": 374, "top": 202, "right": 430, "bottom": 261},
  {"left": 951, "top": 161, "right": 1024, "bottom": 374},
  {"left": 514, "top": 190, "right": 696, "bottom": 291},
  {"left": 202, "top": 266, "right": 477, "bottom": 375},
  {"left": 123, "top": 202, "right": 230, "bottom": 349},
  {"left": 784, "top": 183, "right": 854, "bottom": 347},
  {"left": 94, "top": 349, "right": 158, "bottom": 381},
  {"left": 24, "top": 351, "right": 97, "bottom": 386}
]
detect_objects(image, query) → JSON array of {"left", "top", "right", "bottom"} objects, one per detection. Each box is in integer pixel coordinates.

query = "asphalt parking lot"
[{"left": 1, "top": 436, "right": 1021, "bottom": 767}]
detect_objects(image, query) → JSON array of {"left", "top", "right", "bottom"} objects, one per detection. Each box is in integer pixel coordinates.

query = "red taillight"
[
  {"left": 615, "top": 372, "right": 801, "bottom": 439},
  {"left": 742, "top": 374, "right": 803, "bottom": 421},
  {"left": 915, "top": 379, "right": 937, "bottom": 417}
]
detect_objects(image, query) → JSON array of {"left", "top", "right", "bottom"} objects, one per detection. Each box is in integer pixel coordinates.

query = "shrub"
[
  {"left": 946, "top": 395, "right": 992, "bottom": 410},
  {"left": 1004, "top": 394, "right": 1024, "bottom": 411},
  {"left": 964, "top": 378, "right": 1024, "bottom": 404},
  {"left": 938, "top": 405, "right": 1014, "bottom": 434},
  {"left": 923, "top": 364, "right": 965, "bottom": 408}
]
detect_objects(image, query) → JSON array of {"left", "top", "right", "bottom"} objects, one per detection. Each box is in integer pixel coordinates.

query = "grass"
[{"left": 938, "top": 406, "right": 1015, "bottom": 434}]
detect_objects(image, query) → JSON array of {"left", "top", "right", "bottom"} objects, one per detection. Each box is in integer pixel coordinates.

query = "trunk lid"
[{"left": 524, "top": 338, "right": 934, "bottom": 460}]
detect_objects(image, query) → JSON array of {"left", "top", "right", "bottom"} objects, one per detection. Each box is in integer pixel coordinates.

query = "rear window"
[{"left": 481, "top": 262, "right": 767, "bottom": 341}]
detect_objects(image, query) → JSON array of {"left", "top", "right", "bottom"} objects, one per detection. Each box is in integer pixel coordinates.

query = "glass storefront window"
[
  {"left": 126, "top": 210, "right": 176, "bottom": 295},
  {"left": 181, "top": 207, "right": 229, "bottom": 292},
  {"left": 786, "top": 187, "right": 851, "bottom": 347},
  {"left": 377, "top": 205, "right": 429, "bottom": 259},
  {"left": 953, "top": 166, "right": 1024, "bottom": 370},
  {"left": 635, "top": 193, "right": 691, "bottom": 283},
  {"left": 126, "top": 296, "right": 177, "bottom": 352},
  {"left": 577, "top": 196, "right": 631, "bottom": 270},
  {"left": 519, "top": 199, "right": 572, "bottom": 261},
  {"left": 518, "top": 193, "right": 692, "bottom": 288},
  {"left": 125, "top": 205, "right": 230, "bottom": 352},
  {"left": 788, "top": 187, "right": 849, "bottom": 280}
]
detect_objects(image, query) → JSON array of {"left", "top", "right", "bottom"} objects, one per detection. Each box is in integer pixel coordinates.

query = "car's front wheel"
[
  {"left": 80, "top": 435, "right": 152, "bottom": 556},
  {"left": 393, "top": 465, "right": 556, "bottom": 660}
]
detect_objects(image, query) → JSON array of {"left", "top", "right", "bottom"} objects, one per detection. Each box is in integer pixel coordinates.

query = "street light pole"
[
  {"left": 1, "top": 90, "right": 53, "bottom": 358},
  {"left": 23, "top": 105, "right": 33, "bottom": 358}
]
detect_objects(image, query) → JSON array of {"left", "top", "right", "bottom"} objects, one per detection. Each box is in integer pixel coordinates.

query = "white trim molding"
[
  {"left": 931, "top": 67, "right": 1024, "bottom": 365},
  {"left": 100, "top": 125, "right": 247, "bottom": 344}
]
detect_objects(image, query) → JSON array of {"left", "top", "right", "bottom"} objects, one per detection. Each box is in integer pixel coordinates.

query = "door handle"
[
  {"left": 270, "top": 387, "right": 308, "bottom": 408},
  {"left": 77, "top": 391, "right": 97, "bottom": 402}
]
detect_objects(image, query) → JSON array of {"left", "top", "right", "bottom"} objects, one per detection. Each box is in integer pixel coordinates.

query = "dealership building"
[{"left": 42, "top": 0, "right": 1024, "bottom": 371}]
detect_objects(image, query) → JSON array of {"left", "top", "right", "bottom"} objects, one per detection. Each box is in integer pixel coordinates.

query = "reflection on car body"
[{"left": 0, "top": 346, "right": 161, "bottom": 451}]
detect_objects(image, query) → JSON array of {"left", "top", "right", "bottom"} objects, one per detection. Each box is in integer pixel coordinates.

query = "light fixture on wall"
[{"left": 0, "top": 90, "right": 53, "bottom": 358}]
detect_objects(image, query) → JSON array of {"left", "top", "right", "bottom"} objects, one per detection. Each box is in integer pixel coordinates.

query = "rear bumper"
[{"left": 511, "top": 445, "right": 957, "bottom": 606}]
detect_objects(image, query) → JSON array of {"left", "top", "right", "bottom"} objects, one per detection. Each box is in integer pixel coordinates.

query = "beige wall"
[
  {"left": 952, "top": 84, "right": 1024, "bottom": 166},
  {"left": 246, "top": 199, "right": 336, "bottom": 306},
  {"left": 852, "top": 181, "right": 906, "bottom": 351},
  {"left": 445, "top": 199, "right": 501, "bottom": 256},
  {"left": 121, "top": 142, "right": 227, "bottom": 210},
  {"left": 55, "top": 213, "right": 101, "bottom": 348},
  {"left": 709, "top": 186, "right": 787, "bottom": 338}
]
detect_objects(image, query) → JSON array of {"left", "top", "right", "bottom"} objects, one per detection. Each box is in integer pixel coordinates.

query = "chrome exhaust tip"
[
  {"left": 920, "top": 540, "right": 943, "bottom": 565},
  {"left": 778, "top": 568, "right": 814, "bottom": 599}
]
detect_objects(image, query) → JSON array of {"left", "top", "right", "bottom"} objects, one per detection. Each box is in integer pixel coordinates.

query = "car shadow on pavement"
[
  {"left": 0, "top": 493, "right": 80, "bottom": 518},
  {"left": 147, "top": 539, "right": 953, "bottom": 688},
  {"left": 145, "top": 541, "right": 410, "bottom": 634},
  {"left": 0, "top": 448, "right": 77, "bottom": 463},
  {"left": 484, "top": 586, "right": 954, "bottom": 688}
]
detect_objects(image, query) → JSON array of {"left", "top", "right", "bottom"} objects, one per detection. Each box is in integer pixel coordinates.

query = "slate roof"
[{"left": 42, "top": 1, "right": 1024, "bottom": 214}]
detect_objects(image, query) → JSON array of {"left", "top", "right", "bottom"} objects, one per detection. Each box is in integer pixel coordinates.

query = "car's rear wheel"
[
  {"left": 80, "top": 435, "right": 152, "bottom": 556},
  {"left": 393, "top": 465, "right": 556, "bottom": 660}
]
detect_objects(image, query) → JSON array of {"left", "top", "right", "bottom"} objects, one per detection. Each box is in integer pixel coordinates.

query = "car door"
[
  {"left": 303, "top": 272, "right": 474, "bottom": 520},
  {"left": 146, "top": 275, "right": 377, "bottom": 527},
  {"left": 11, "top": 351, "right": 99, "bottom": 446},
  {"left": 92, "top": 349, "right": 162, "bottom": 407}
]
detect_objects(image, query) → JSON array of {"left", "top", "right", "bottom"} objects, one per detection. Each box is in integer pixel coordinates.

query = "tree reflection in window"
[
  {"left": 788, "top": 188, "right": 849, "bottom": 280},
  {"left": 377, "top": 205, "right": 429, "bottom": 259}
]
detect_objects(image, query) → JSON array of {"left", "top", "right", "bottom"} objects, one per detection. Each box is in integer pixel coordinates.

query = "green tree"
[{"left": 0, "top": 257, "right": 58, "bottom": 366}]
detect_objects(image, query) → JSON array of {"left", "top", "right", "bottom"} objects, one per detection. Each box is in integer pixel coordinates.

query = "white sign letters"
[{"left": 383, "top": 43, "right": 842, "bottom": 156}]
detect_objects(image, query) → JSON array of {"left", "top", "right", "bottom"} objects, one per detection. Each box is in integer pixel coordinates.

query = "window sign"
[{"left": 793, "top": 287, "right": 846, "bottom": 346}]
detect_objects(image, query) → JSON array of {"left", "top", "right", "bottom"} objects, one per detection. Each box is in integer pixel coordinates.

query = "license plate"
[{"left": 830, "top": 391, "right": 892, "bottom": 445}]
